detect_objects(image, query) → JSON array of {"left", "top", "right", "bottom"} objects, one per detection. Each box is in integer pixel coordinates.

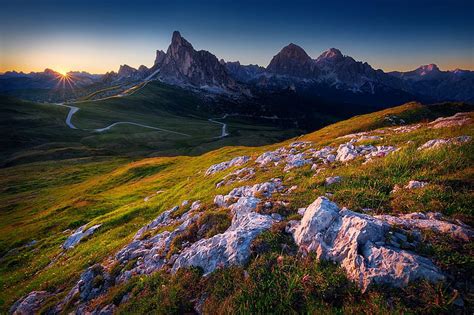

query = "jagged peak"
[
  {"left": 278, "top": 43, "right": 311, "bottom": 60},
  {"left": 170, "top": 30, "right": 193, "bottom": 50},
  {"left": 417, "top": 64, "right": 440, "bottom": 72},
  {"left": 317, "top": 48, "right": 343, "bottom": 61}
]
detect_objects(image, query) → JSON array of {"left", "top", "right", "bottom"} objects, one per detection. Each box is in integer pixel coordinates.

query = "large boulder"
[{"left": 290, "top": 197, "right": 445, "bottom": 291}]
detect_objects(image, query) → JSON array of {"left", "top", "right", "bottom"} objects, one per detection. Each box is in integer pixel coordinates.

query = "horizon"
[{"left": 1, "top": 0, "right": 473, "bottom": 74}]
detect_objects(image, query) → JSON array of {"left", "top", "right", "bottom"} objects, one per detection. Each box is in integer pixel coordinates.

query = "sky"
[{"left": 0, "top": 0, "right": 473, "bottom": 74}]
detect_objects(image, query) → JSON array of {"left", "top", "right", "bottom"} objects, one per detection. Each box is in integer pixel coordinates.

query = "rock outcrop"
[
  {"left": 63, "top": 224, "right": 102, "bottom": 249},
  {"left": 206, "top": 156, "right": 250, "bottom": 176},
  {"left": 172, "top": 196, "right": 274, "bottom": 275},
  {"left": 336, "top": 141, "right": 396, "bottom": 163},
  {"left": 289, "top": 197, "right": 445, "bottom": 291},
  {"left": 417, "top": 136, "right": 471, "bottom": 150},
  {"left": 428, "top": 112, "right": 471, "bottom": 129},
  {"left": 376, "top": 212, "right": 473, "bottom": 242},
  {"left": 10, "top": 291, "right": 52, "bottom": 315}
]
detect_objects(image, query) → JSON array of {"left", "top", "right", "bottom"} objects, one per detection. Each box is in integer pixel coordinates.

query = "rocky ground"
[{"left": 7, "top": 105, "right": 474, "bottom": 314}]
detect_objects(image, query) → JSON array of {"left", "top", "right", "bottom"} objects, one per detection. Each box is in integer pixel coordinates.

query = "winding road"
[
  {"left": 52, "top": 102, "right": 191, "bottom": 136},
  {"left": 51, "top": 75, "right": 231, "bottom": 139},
  {"left": 208, "top": 118, "right": 229, "bottom": 138}
]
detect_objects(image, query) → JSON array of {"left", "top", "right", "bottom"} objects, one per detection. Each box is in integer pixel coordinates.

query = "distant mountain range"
[{"left": 1, "top": 31, "right": 473, "bottom": 104}]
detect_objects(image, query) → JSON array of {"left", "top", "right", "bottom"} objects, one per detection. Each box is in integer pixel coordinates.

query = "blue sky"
[{"left": 1, "top": 0, "right": 473, "bottom": 73}]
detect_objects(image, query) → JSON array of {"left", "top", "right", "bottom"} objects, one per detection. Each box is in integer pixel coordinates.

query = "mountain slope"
[{"left": 1, "top": 101, "right": 473, "bottom": 313}]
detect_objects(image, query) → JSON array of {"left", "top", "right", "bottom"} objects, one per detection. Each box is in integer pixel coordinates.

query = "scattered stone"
[
  {"left": 256, "top": 149, "right": 285, "bottom": 166},
  {"left": 10, "top": 291, "right": 52, "bottom": 315},
  {"left": 214, "top": 178, "right": 284, "bottom": 208},
  {"left": 190, "top": 200, "right": 201, "bottom": 211},
  {"left": 144, "top": 190, "right": 165, "bottom": 202},
  {"left": 428, "top": 112, "right": 471, "bottom": 129},
  {"left": 289, "top": 141, "right": 312, "bottom": 148},
  {"left": 63, "top": 224, "right": 102, "bottom": 249},
  {"left": 391, "top": 124, "right": 421, "bottom": 133},
  {"left": 206, "top": 156, "right": 251, "bottom": 176},
  {"left": 418, "top": 136, "right": 471, "bottom": 150},
  {"left": 357, "top": 135, "right": 382, "bottom": 141},
  {"left": 284, "top": 153, "right": 311, "bottom": 171},
  {"left": 336, "top": 142, "right": 396, "bottom": 163},
  {"left": 287, "top": 185, "right": 298, "bottom": 193},
  {"left": 271, "top": 213, "right": 283, "bottom": 221},
  {"left": 325, "top": 176, "right": 342, "bottom": 186},
  {"left": 297, "top": 208, "right": 306, "bottom": 216},
  {"left": 290, "top": 197, "right": 445, "bottom": 291},
  {"left": 216, "top": 167, "right": 256, "bottom": 188},
  {"left": 405, "top": 180, "right": 428, "bottom": 189}
]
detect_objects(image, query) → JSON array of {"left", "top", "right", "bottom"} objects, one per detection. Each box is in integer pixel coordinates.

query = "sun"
[{"left": 57, "top": 69, "right": 68, "bottom": 77}]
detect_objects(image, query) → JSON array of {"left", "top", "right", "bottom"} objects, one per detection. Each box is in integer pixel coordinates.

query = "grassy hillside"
[
  {"left": 0, "top": 101, "right": 472, "bottom": 313},
  {"left": 0, "top": 82, "right": 302, "bottom": 166}
]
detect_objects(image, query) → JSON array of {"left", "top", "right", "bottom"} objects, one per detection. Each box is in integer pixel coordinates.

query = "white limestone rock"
[
  {"left": 172, "top": 196, "right": 274, "bottom": 275},
  {"left": 428, "top": 112, "right": 471, "bottom": 129},
  {"left": 418, "top": 136, "right": 471, "bottom": 150},
  {"left": 376, "top": 212, "right": 473, "bottom": 242},
  {"left": 284, "top": 153, "right": 312, "bottom": 171},
  {"left": 405, "top": 180, "right": 428, "bottom": 189},
  {"left": 291, "top": 197, "right": 445, "bottom": 291},
  {"left": 325, "top": 176, "right": 342, "bottom": 186},
  {"left": 206, "top": 156, "right": 251, "bottom": 176},
  {"left": 63, "top": 224, "right": 102, "bottom": 249}
]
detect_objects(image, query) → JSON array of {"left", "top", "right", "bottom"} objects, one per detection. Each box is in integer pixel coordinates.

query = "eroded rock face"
[
  {"left": 173, "top": 179, "right": 285, "bottom": 275},
  {"left": 10, "top": 291, "right": 52, "bottom": 315},
  {"left": 63, "top": 224, "right": 102, "bottom": 249},
  {"left": 206, "top": 156, "right": 250, "bottom": 176},
  {"left": 114, "top": 208, "right": 200, "bottom": 283},
  {"left": 417, "top": 136, "right": 471, "bottom": 150},
  {"left": 376, "top": 212, "right": 473, "bottom": 242},
  {"left": 172, "top": 197, "right": 274, "bottom": 275},
  {"left": 290, "top": 197, "right": 445, "bottom": 291}
]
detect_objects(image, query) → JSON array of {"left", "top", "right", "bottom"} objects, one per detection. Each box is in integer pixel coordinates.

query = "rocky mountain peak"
[
  {"left": 154, "top": 50, "right": 166, "bottom": 65},
  {"left": 267, "top": 43, "right": 317, "bottom": 78},
  {"left": 277, "top": 43, "right": 312, "bottom": 62},
  {"left": 168, "top": 31, "right": 194, "bottom": 57},
  {"left": 153, "top": 31, "right": 236, "bottom": 89},
  {"left": 316, "top": 48, "right": 344, "bottom": 62},
  {"left": 118, "top": 64, "right": 137, "bottom": 77},
  {"left": 416, "top": 64, "right": 440, "bottom": 75}
]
